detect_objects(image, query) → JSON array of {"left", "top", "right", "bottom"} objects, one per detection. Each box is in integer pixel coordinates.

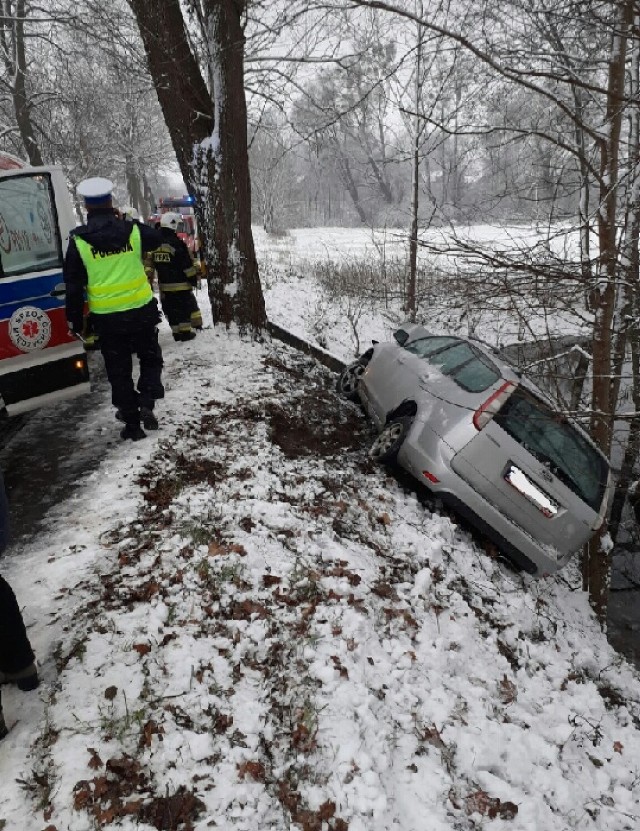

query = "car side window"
[
  {"left": 404, "top": 337, "right": 500, "bottom": 392},
  {"left": 451, "top": 355, "right": 500, "bottom": 392},
  {"left": 428, "top": 342, "right": 475, "bottom": 374}
]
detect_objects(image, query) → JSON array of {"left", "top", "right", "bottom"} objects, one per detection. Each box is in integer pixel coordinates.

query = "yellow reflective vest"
[{"left": 74, "top": 225, "right": 153, "bottom": 315}]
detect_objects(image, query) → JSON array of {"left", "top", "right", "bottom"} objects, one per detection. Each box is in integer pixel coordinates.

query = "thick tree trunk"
[
  {"left": 127, "top": 0, "right": 266, "bottom": 334},
  {"left": 196, "top": 0, "right": 266, "bottom": 333},
  {"left": 127, "top": 0, "right": 213, "bottom": 183}
]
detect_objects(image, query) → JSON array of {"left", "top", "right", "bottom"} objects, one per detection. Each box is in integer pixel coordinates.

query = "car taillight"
[{"left": 473, "top": 381, "right": 515, "bottom": 430}]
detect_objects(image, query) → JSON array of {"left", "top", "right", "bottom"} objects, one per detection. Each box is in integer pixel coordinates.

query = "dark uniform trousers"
[
  {"left": 0, "top": 575, "right": 35, "bottom": 674},
  {"left": 161, "top": 289, "right": 203, "bottom": 337},
  {"left": 100, "top": 326, "right": 164, "bottom": 424}
]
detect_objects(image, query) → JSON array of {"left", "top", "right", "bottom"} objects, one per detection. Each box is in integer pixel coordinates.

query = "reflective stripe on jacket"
[
  {"left": 74, "top": 225, "right": 153, "bottom": 315},
  {"left": 160, "top": 282, "right": 193, "bottom": 293}
]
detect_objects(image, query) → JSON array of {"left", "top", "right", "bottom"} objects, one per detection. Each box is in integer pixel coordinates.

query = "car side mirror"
[{"left": 394, "top": 329, "right": 408, "bottom": 346}]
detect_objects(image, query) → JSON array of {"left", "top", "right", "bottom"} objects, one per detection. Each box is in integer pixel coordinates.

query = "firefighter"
[
  {"left": 151, "top": 212, "right": 203, "bottom": 341},
  {"left": 64, "top": 177, "right": 165, "bottom": 440}
]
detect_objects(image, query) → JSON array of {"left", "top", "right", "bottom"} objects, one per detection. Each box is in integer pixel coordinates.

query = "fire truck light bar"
[{"left": 158, "top": 195, "right": 196, "bottom": 208}]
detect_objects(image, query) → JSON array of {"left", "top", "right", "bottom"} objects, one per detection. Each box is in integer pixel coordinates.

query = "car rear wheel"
[
  {"left": 369, "top": 417, "right": 412, "bottom": 464},
  {"left": 337, "top": 361, "right": 365, "bottom": 401}
]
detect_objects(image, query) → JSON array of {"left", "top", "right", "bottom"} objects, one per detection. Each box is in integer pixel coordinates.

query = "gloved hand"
[{"left": 83, "top": 334, "right": 101, "bottom": 351}]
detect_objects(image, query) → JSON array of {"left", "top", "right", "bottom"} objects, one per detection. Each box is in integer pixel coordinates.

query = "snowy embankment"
[
  {"left": 0, "top": 226, "right": 638, "bottom": 831},
  {"left": 0, "top": 325, "right": 638, "bottom": 831}
]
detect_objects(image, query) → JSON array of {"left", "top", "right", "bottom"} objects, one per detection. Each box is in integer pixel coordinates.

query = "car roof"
[
  {"left": 398, "top": 322, "right": 521, "bottom": 383},
  {"left": 395, "top": 322, "right": 608, "bottom": 461}
]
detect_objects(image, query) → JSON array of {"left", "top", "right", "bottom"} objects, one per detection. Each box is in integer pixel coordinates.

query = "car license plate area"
[{"left": 504, "top": 463, "right": 559, "bottom": 518}]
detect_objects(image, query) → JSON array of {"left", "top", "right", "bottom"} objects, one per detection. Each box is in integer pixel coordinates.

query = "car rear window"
[
  {"left": 404, "top": 336, "right": 459, "bottom": 357},
  {"left": 404, "top": 337, "right": 500, "bottom": 393},
  {"left": 494, "top": 387, "right": 608, "bottom": 511}
]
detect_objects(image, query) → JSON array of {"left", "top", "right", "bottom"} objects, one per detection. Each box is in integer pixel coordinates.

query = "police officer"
[
  {"left": 151, "top": 212, "right": 203, "bottom": 341},
  {"left": 64, "top": 177, "right": 165, "bottom": 440}
]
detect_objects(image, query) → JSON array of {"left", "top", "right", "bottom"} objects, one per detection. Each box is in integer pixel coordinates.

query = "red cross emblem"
[{"left": 22, "top": 321, "right": 39, "bottom": 338}]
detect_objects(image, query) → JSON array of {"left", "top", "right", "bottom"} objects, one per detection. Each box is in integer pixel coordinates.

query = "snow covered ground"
[
  {"left": 0, "top": 228, "right": 639, "bottom": 831},
  {"left": 255, "top": 224, "right": 588, "bottom": 356}
]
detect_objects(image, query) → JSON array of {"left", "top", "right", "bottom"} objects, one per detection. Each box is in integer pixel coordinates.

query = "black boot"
[
  {"left": 140, "top": 407, "right": 159, "bottom": 431},
  {"left": 0, "top": 661, "right": 39, "bottom": 690},
  {"left": 120, "top": 423, "right": 146, "bottom": 441},
  {"left": 173, "top": 331, "right": 196, "bottom": 342}
]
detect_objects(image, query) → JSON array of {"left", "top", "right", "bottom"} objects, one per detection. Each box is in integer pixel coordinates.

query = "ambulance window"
[{"left": 0, "top": 174, "right": 62, "bottom": 277}]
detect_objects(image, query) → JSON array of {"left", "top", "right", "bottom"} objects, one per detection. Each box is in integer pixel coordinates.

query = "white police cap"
[{"left": 77, "top": 177, "right": 114, "bottom": 204}]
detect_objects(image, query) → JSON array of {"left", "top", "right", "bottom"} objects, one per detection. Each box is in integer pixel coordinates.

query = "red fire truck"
[
  {"left": 0, "top": 152, "right": 89, "bottom": 416},
  {"left": 148, "top": 195, "right": 200, "bottom": 259}
]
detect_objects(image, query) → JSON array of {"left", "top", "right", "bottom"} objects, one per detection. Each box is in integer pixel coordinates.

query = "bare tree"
[
  {"left": 338, "top": 0, "right": 640, "bottom": 620},
  {"left": 289, "top": 9, "right": 407, "bottom": 226},
  {"left": 406, "top": 9, "right": 425, "bottom": 319},
  {"left": 0, "top": 0, "right": 52, "bottom": 164},
  {"left": 248, "top": 107, "right": 296, "bottom": 233}
]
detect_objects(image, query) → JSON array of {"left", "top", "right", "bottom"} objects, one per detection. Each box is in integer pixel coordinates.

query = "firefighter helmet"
[{"left": 160, "top": 211, "right": 182, "bottom": 230}]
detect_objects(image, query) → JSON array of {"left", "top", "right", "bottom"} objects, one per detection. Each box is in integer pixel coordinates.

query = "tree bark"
[
  {"left": 127, "top": 0, "right": 213, "bottom": 183},
  {"left": 582, "top": 0, "right": 633, "bottom": 623},
  {"left": 608, "top": 10, "right": 640, "bottom": 543},
  {"left": 127, "top": 0, "right": 266, "bottom": 334},
  {"left": 195, "top": 0, "right": 266, "bottom": 333}
]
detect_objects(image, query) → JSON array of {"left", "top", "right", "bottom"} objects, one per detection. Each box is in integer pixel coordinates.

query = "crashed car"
[{"left": 337, "top": 322, "right": 611, "bottom": 576}]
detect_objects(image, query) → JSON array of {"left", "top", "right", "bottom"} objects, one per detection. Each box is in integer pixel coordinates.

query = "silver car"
[{"left": 337, "top": 323, "right": 611, "bottom": 576}]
